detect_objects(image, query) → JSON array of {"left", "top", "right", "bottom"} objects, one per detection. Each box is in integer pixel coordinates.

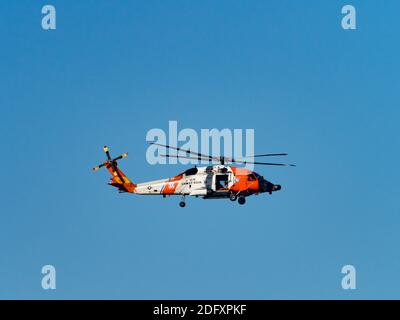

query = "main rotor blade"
[
  {"left": 234, "top": 160, "right": 296, "bottom": 166},
  {"left": 153, "top": 143, "right": 296, "bottom": 167},
  {"left": 151, "top": 143, "right": 214, "bottom": 161},
  {"left": 160, "top": 154, "right": 212, "bottom": 161},
  {"left": 242, "top": 153, "right": 288, "bottom": 157}
]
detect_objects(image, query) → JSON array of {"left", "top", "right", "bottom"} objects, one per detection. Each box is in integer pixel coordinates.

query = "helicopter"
[{"left": 92, "top": 143, "right": 295, "bottom": 207}]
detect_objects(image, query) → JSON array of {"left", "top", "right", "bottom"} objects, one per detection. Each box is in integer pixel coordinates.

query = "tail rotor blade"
[
  {"left": 103, "top": 146, "right": 112, "bottom": 161},
  {"left": 92, "top": 163, "right": 106, "bottom": 171},
  {"left": 112, "top": 152, "right": 128, "bottom": 162},
  {"left": 110, "top": 161, "right": 126, "bottom": 183},
  {"left": 110, "top": 153, "right": 129, "bottom": 182}
]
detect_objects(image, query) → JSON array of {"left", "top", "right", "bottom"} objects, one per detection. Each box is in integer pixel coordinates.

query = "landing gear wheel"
[
  {"left": 238, "top": 197, "right": 246, "bottom": 205},
  {"left": 179, "top": 201, "right": 186, "bottom": 208},
  {"left": 229, "top": 193, "right": 237, "bottom": 201}
]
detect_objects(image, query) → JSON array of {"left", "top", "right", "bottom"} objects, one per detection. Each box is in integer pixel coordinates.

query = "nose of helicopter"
[{"left": 260, "top": 179, "right": 281, "bottom": 193}]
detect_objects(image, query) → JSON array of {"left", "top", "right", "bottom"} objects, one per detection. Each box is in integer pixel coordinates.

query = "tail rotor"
[{"left": 92, "top": 146, "right": 129, "bottom": 183}]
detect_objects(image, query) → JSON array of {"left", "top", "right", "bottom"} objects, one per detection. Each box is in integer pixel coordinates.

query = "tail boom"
[{"left": 106, "top": 163, "right": 136, "bottom": 193}]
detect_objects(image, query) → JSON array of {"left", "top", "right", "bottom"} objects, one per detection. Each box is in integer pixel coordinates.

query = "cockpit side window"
[
  {"left": 184, "top": 167, "right": 198, "bottom": 176},
  {"left": 248, "top": 174, "right": 257, "bottom": 181}
]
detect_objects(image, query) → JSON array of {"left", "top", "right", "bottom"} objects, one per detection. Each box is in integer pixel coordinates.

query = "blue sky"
[{"left": 0, "top": 0, "right": 399, "bottom": 299}]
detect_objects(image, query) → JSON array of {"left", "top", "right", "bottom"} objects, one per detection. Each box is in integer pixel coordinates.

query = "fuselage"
[{"left": 133, "top": 165, "right": 280, "bottom": 199}]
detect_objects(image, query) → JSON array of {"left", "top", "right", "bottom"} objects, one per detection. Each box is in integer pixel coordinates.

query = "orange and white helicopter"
[{"left": 93, "top": 144, "right": 295, "bottom": 207}]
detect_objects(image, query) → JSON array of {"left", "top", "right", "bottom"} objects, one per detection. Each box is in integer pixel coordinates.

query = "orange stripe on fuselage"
[
  {"left": 162, "top": 181, "right": 179, "bottom": 194},
  {"left": 161, "top": 173, "right": 183, "bottom": 194}
]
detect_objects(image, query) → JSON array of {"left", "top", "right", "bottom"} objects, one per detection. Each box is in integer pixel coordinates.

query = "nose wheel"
[{"left": 238, "top": 196, "right": 246, "bottom": 205}]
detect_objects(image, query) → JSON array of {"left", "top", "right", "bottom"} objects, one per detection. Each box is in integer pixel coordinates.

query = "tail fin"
[{"left": 93, "top": 146, "right": 136, "bottom": 193}]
